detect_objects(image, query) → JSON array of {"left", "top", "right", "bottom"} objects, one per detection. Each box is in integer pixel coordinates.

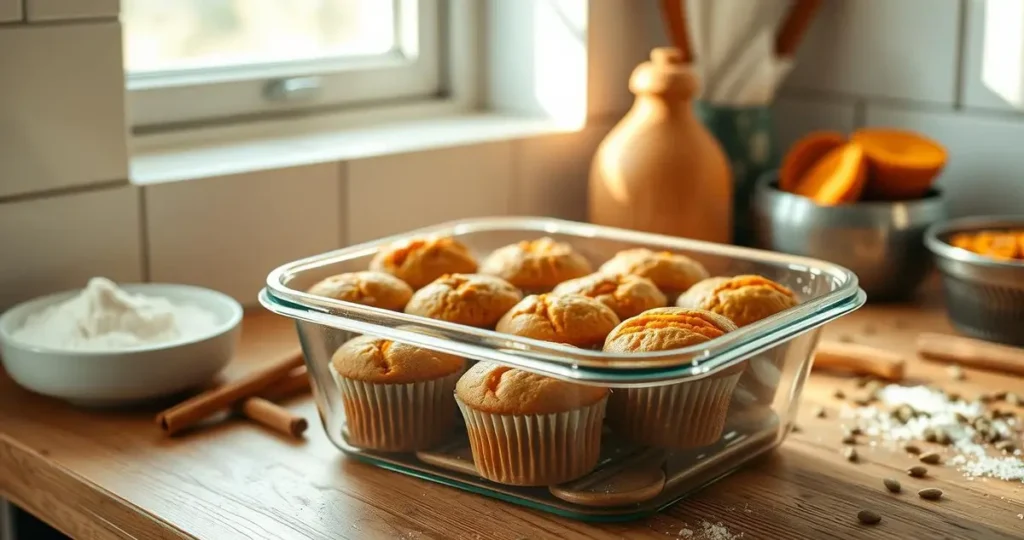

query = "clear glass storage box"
[{"left": 261, "top": 217, "right": 865, "bottom": 521}]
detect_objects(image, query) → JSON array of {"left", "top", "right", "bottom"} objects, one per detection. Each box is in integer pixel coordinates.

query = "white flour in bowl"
[{"left": 12, "top": 277, "right": 219, "bottom": 351}]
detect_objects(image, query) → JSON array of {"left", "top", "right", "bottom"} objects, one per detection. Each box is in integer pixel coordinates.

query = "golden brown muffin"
[
  {"left": 603, "top": 308, "right": 742, "bottom": 449},
  {"left": 552, "top": 272, "right": 667, "bottom": 320},
  {"left": 455, "top": 361, "right": 608, "bottom": 486},
  {"left": 330, "top": 336, "right": 465, "bottom": 451},
  {"left": 682, "top": 275, "right": 798, "bottom": 327},
  {"left": 598, "top": 248, "right": 710, "bottom": 300},
  {"left": 479, "top": 237, "right": 592, "bottom": 291},
  {"left": 369, "top": 236, "right": 478, "bottom": 290},
  {"left": 404, "top": 273, "right": 521, "bottom": 328},
  {"left": 674, "top": 277, "right": 730, "bottom": 309},
  {"left": 307, "top": 271, "right": 413, "bottom": 311},
  {"left": 495, "top": 293, "right": 620, "bottom": 348}
]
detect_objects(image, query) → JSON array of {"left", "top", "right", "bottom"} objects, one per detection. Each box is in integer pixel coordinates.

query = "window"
[{"left": 123, "top": 0, "right": 442, "bottom": 128}]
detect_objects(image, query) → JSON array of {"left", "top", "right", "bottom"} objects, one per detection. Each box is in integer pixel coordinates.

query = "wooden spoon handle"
[
  {"left": 659, "top": 0, "right": 693, "bottom": 62},
  {"left": 776, "top": 0, "right": 822, "bottom": 57},
  {"left": 917, "top": 332, "right": 1024, "bottom": 376},
  {"left": 812, "top": 341, "right": 906, "bottom": 381}
]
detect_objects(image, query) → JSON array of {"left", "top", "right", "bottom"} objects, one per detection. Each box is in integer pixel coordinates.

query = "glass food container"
[{"left": 261, "top": 217, "right": 865, "bottom": 521}]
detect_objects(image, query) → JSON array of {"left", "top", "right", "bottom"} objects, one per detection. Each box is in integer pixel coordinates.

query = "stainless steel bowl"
[
  {"left": 925, "top": 215, "right": 1024, "bottom": 346},
  {"left": 752, "top": 172, "right": 947, "bottom": 301}
]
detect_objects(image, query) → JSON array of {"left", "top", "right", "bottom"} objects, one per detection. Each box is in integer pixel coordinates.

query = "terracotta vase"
[{"left": 588, "top": 47, "right": 733, "bottom": 244}]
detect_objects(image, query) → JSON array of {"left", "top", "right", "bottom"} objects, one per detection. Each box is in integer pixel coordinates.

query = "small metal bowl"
[
  {"left": 752, "top": 172, "right": 947, "bottom": 301},
  {"left": 925, "top": 215, "right": 1024, "bottom": 346}
]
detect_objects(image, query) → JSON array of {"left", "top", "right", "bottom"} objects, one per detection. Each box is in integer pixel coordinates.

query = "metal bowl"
[
  {"left": 752, "top": 172, "right": 947, "bottom": 301},
  {"left": 925, "top": 215, "right": 1024, "bottom": 346}
]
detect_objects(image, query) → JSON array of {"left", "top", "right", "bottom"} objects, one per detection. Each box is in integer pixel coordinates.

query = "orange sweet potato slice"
[
  {"left": 793, "top": 142, "right": 867, "bottom": 205},
  {"left": 852, "top": 128, "right": 947, "bottom": 200},
  {"left": 948, "top": 233, "right": 975, "bottom": 252},
  {"left": 1018, "top": 232, "right": 1024, "bottom": 260},
  {"left": 780, "top": 131, "right": 846, "bottom": 192},
  {"left": 973, "top": 232, "right": 1019, "bottom": 260}
]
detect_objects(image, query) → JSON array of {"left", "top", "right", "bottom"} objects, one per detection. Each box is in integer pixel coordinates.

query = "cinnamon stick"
[
  {"left": 659, "top": 0, "right": 693, "bottom": 62},
  {"left": 812, "top": 341, "right": 906, "bottom": 381},
  {"left": 775, "top": 0, "right": 822, "bottom": 57},
  {"left": 917, "top": 333, "right": 1024, "bottom": 376},
  {"left": 259, "top": 366, "right": 311, "bottom": 402},
  {"left": 156, "top": 350, "right": 305, "bottom": 435},
  {"left": 239, "top": 397, "right": 308, "bottom": 438}
]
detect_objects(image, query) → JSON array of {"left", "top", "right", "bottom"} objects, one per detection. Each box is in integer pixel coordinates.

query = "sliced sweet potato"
[
  {"left": 973, "top": 231, "right": 1019, "bottom": 260},
  {"left": 793, "top": 142, "right": 867, "bottom": 205},
  {"left": 780, "top": 131, "right": 846, "bottom": 192},
  {"left": 852, "top": 128, "right": 947, "bottom": 200},
  {"left": 948, "top": 233, "right": 975, "bottom": 251}
]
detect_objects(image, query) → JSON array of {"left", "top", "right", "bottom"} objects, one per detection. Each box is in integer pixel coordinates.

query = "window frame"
[{"left": 125, "top": 0, "right": 442, "bottom": 129}]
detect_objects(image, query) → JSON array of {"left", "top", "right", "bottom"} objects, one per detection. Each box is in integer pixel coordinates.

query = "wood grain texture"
[{"left": 3, "top": 299, "right": 1024, "bottom": 539}]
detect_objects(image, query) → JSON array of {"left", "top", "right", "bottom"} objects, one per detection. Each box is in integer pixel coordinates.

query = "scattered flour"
[
  {"left": 12, "top": 277, "right": 219, "bottom": 351},
  {"left": 698, "top": 521, "right": 743, "bottom": 540}
]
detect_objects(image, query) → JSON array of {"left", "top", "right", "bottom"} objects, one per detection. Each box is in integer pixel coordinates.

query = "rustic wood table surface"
[{"left": 2, "top": 296, "right": 1024, "bottom": 540}]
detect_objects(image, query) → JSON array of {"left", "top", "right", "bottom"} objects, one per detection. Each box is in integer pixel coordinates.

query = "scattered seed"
[
  {"left": 855, "top": 377, "right": 871, "bottom": 388},
  {"left": 991, "top": 408, "right": 1005, "bottom": 419},
  {"left": 841, "top": 433, "right": 858, "bottom": 445},
  {"left": 993, "top": 390, "right": 1009, "bottom": 402},
  {"left": 893, "top": 405, "right": 914, "bottom": 424},
  {"left": 918, "top": 488, "right": 943, "bottom": 501},
  {"left": 844, "top": 446, "right": 858, "bottom": 462},
  {"left": 923, "top": 428, "right": 938, "bottom": 443},
  {"left": 908, "top": 465, "right": 928, "bottom": 478},
  {"left": 843, "top": 425, "right": 863, "bottom": 436},
  {"left": 979, "top": 393, "right": 994, "bottom": 404},
  {"left": 954, "top": 412, "right": 970, "bottom": 424},
  {"left": 934, "top": 428, "right": 951, "bottom": 446},
  {"left": 853, "top": 395, "right": 873, "bottom": 406},
  {"left": 987, "top": 429, "right": 1003, "bottom": 444},
  {"left": 814, "top": 406, "right": 827, "bottom": 419},
  {"left": 919, "top": 452, "right": 942, "bottom": 465},
  {"left": 903, "top": 443, "right": 921, "bottom": 455},
  {"left": 857, "top": 509, "right": 881, "bottom": 525},
  {"left": 996, "top": 440, "right": 1017, "bottom": 453},
  {"left": 833, "top": 389, "right": 846, "bottom": 400},
  {"left": 792, "top": 424, "right": 802, "bottom": 433},
  {"left": 947, "top": 365, "right": 965, "bottom": 380},
  {"left": 948, "top": 392, "right": 961, "bottom": 402},
  {"left": 883, "top": 478, "right": 901, "bottom": 493}
]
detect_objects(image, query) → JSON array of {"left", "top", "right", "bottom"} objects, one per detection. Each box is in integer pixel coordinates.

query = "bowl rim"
[
  {"left": 0, "top": 282, "right": 244, "bottom": 357},
  {"left": 925, "top": 215, "right": 1024, "bottom": 269},
  {"left": 755, "top": 172, "right": 946, "bottom": 209}
]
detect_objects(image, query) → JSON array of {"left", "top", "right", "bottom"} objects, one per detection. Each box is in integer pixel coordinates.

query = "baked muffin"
[
  {"left": 330, "top": 336, "right": 465, "bottom": 452},
  {"left": 405, "top": 273, "right": 522, "bottom": 328},
  {"left": 598, "top": 248, "right": 709, "bottom": 301},
  {"left": 677, "top": 275, "right": 798, "bottom": 327},
  {"left": 370, "top": 236, "right": 478, "bottom": 290},
  {"left": 604, "top": 307, "right": 741, "bottom": 449},
  {"left": 307, "top": 271, "right": 413, "bottom": 311},
  {"left": 479, "top": 237, "right": 592, "bottom": 292},
  {"left": 495, "top": 294, "right": 620, "bottom": 348},
  {"left": 553, "top": 272, "right": 667, "bottom": 320},
  {"left": 455, "top": 361, "right": 608, "bottom": 486}
]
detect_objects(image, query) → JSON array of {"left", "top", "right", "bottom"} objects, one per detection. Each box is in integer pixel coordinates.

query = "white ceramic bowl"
[{"left": 0, "top": 284, "right": 242, "bottom": 407}]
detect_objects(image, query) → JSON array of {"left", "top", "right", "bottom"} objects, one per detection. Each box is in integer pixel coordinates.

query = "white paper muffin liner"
[
  {"left": 330, "top": 364, "right": 461, "bottom": 452},
  {"left": 734, "top": 351, "right": 785, "bottom": 407},
  {"left": 606, "top": 371, "right": 743, "bottom": 449},
  {"left": 456, "top": 396, "right": 607, "bottom": 486}
]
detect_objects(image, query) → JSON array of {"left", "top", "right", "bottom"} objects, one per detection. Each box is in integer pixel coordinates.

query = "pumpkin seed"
[
  {"left": 857, "top": 509, "right": 881, "bottom": 525},
  {"left": 918, "top": 488, "right": 943, "bottom": 501},
  {"left": 841, "top": 433, "right": 857, "bottom": 445},
  {"left": 833, "top": 389, "right": 846, "bottom": 400},
  {"left": 919, "top": 452, "right": 942, "bottom": 465},
  {"left": 979, "top": 393, "right": 994, "bottom": 403},
  {"left": 947, "top": 365, "right": 965, "bottom": 380},
  {"left": 855, "top": 377, "right": 870, "bottom": 388},
  {"left": 923, "top": 428, "right": 938, "bottom": 443},
  {"left": 908, "top": 465, "right": 928, "bottom": 478},
  {"left": 883, "top": 478, "right": 901, "bottom": 493},
  {"left": 845, "top": 426, "right": 863, "bottom": 436},
  {"left": 903, "top": 443, "right": 921, "bottom": 455},
  {"left": 954, "top": 412, "right": 969, "bottom": 424},
  {"left": 844, "top": 446, "right": 858, "bottom": 462},
  {"left": 947, "top": 392, "right": 961, "bottom": 402},
  {"left": 934, "top": 428, "right": 951, "bottom": 446},
  {"left": 996, "top": 440, "right": 1016, "bottom": 453},
  {"left": 853, "top": 395, "right": 872, "bottom": 406},
  {"left": 993, "top": 390, "right": 1009, "bottom": 401},
  {"left": 814, "top": 406, "right": 827, "bottom": 419}
]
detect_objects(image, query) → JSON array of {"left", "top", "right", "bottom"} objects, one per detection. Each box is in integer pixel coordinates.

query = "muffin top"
[
  {"left": 479, "top": 237, "right": 593, "bottom": 290},
  {"left": 684, "top": 275, "right": 798, "bottom": 327},
  {"left": 598, "top": 248, "right": 709, "bottom": 294},
  {"left": 307, "top": 271, "right": 413, "bottom": 311},
  {"left": 331, "top": 335, "right": 465, "bottom": 384},
  {"left": 405, "top": 273, "right": 522, "bottom": 328},
  {"left": 456, "top": 361, "right": 608, "bottom": 415},
  {"left": 675, "top": 276, "right": 731, "bottom": 310},
  {"left": 369, "top": 236, "right": 478, "bottom": 290},
  {"left": 495, "top": 293, "right": 620, "bottom": 347},
  {"left": 604, "top": 307, "right": 738, "bottom": 353},
  {"left": 553, "top": 272, "right": 667, "bottom": 320}
]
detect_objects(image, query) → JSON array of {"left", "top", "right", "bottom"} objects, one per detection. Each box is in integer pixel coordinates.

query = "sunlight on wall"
[
  {"left": 532, "top": 0, "right": 588, "bottom": 129},
  {"left": 981, "top": 0, "right": 1024, "bottom": 108}
]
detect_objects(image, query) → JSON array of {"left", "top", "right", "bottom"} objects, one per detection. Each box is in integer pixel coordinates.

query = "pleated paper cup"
[
  {"left": 733, "top": 350, "right": 785, "bottom": 407},
  {"left": 456, "top": 396, "right": 607, "bottom": 486},
  {"left": 606, "top": 368, "right": 743, "bottom": 449},
  {"left": 330, "top": 364, "right": 461, "bottom": 452}
]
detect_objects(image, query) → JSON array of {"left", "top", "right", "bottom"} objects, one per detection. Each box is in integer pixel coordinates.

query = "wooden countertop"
[{"left": 3, "top": 299, "right": 1024, "bottom": 539}]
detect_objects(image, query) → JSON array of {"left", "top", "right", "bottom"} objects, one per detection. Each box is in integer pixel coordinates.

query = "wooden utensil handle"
[
  {"left": 917, "top": 333, "right": 1024, "bottom": 376},
  {"left": 776, "top": 0, "right": 822, "bottom": 57},
  {"left": 812, "top": 341, "right": 906, "bottom": 380}
]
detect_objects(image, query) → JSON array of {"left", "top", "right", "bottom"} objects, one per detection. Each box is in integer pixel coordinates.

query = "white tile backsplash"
[
  {"left": 346, "top": 142, "right": 514, "bottom": 243},
  {"left": 0, "top": 22, "right": 128, "bottom": 199},
  {"left": 865, "top": 104, "right": 1024, "bottom": 217},
  {"left": 0, "top": 187, "right": 142, "bottom": 310},
  {"left": 785, "top": 0, "right": 962, "bottom": 105},
  {"left": 26, "top": 0, "right": 119, "bottom": 21},
  {"left": 0, "top": 0, "right": 21, "bottom": 21},
  {"left": 772, "top": 96, "right": 858, "bottom": 155},
  {"left": 145, "top": 164, "right": 343, "bottom": 305},
  {"left": 960, "top": 0, "right": 1024, "bottom": 112}
]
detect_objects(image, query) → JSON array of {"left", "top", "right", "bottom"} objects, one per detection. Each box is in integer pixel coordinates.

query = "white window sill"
[{"left": 130, "top": 104, "right": 579, "bottom": 185}]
